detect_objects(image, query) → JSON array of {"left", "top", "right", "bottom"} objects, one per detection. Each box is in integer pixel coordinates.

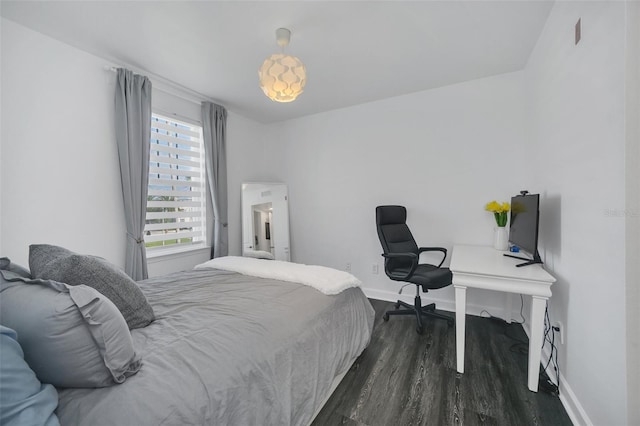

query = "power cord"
[
  {"left": 481, "top": 299, "right": 561, "bottom": 396},
  {"left": 479, "top": 294, "right": 525, "bottom": 325},
  {"left": 540, "top": 305, "right": 560, "bottom": 395},
  {"left": 478, "top": 297, "right": 529, "bottom": 354}
]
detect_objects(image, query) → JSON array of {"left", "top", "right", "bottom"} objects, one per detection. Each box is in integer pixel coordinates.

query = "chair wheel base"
[{"left": 383, "top": 297, "right": 453, "bottom": 331}]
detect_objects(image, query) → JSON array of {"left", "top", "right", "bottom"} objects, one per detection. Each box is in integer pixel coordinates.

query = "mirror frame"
[{"left": 241, "top": 182, "right": 290, "bottom": 261}]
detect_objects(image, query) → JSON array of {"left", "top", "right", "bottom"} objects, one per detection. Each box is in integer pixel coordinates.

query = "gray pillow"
[
  {"left": 29, "top": 244, "right": 154, "bottom": 329},
  {"left": 0, "top": 257, "right": 31, "bottom": 278},
  {"left": 0, "top": 270, "right": 142, "bottom": 388}
]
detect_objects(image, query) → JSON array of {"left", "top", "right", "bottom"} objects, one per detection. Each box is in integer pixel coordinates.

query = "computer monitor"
[{"left": 505, "top": 192, "right": 543, "bottom": 267}]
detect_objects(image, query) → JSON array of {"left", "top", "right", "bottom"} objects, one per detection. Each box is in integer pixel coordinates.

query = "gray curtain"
[
  {"left": 201, "top": 102, "right": 228, "bottom": 259},
  {"left": 114, "top": 68, "right": 152, "bottom": 280}
]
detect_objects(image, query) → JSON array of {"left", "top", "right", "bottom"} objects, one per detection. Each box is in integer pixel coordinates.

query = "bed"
[{"left": 51, "top": 261, "right": 375, "bottom": 425}]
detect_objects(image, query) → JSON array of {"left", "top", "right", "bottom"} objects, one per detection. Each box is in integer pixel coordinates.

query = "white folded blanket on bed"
[{"left": 194, "top": 256, "right": 362, "bottom": 295}]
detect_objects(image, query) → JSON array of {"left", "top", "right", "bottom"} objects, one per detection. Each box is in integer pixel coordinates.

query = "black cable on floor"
[
  {"left": 479, "top": 294, "right": 526, "bottom": 325},
  {"left": 540, "top": 305, "right": 560, "bottom": 396},
  {"left": 491, "top": 302, "right": 561, "bottom": 396}
]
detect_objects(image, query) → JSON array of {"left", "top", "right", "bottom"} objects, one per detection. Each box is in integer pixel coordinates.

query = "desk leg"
[
  {"left": 454, "top": 285, "right": 467, "bottom": 374},
  {"left": 528, "top": 296, "right": 547, "bottom": 392}
]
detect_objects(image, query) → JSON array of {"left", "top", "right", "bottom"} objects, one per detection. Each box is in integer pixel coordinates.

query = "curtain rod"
[
  {"left": 154, "top": 108, "right": 202, "bottom": 126},
  {"left": 105, "top": 66, "right": 203, "bottom": 124},
  {"left": 103, "top": 65, "right": 220, "bottom": 108}
]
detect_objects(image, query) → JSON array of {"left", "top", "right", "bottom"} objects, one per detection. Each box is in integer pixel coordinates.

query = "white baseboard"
[
  {"left": 363, "top": 287, "right": 490, "bottom": 318},
  {"left": 363, "top": 287, "right": 455, "bottom": 312},
  {"left": 520, "top": 324, "right": 591, "bottom": 426},
  {"left": 558, "top": 374, "right": 592, "bottom": 426},
  {"left": 365, "top": 288, "right": 590, "bottom": 426}
]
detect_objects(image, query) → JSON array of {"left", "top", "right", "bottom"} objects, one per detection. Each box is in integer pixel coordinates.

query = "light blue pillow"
[{"left": 0, "top": 326, "right": 60, "bottom": 426}]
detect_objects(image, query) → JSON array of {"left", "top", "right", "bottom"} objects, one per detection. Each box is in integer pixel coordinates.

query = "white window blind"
[{"left": 145, "top": 113, "right": 206, "bottom": 251}]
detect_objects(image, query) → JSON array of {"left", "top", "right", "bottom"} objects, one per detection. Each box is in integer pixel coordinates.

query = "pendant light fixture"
[{"left": 258, "top": 28, "right": 306, "bottom": 103}]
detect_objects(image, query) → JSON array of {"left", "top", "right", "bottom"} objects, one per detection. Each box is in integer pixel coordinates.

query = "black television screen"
[{"left": 509, "top": 193, "right": 540, "bottom": 257}]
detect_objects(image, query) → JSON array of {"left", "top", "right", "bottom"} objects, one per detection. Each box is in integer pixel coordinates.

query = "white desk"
[{"left": 450, "top": 244, "right": 555, "bottom": 392}]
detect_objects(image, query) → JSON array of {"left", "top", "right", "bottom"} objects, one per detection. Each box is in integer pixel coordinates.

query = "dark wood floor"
[{"left": 312, "top": 299, "right": 572, "bottom": 426}]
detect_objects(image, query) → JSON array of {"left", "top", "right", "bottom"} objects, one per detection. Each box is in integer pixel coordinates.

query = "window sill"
[{"left": 146, "top": 245, "right": 210, "bottom": 262}]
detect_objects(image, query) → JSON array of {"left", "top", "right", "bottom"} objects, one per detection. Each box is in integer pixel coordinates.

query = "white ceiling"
[{"left": 1, "top": 1, "right": 554, "bottom": 123}]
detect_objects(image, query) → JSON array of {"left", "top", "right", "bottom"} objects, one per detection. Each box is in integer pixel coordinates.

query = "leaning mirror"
[{"left": 241, "top": 183, "right": 290, "bottom": 261}]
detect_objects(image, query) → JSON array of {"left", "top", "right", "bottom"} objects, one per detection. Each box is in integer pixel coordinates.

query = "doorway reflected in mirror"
[{"left": 241, "top": 183, "right": 290, "bottom": 261}]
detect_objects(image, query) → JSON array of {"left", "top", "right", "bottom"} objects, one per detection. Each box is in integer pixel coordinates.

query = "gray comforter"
[{"left": 56, "top": 268, "right": 375, "bottom": 426}]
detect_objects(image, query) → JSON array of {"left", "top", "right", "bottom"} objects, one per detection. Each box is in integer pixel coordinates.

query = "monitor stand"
[{"left": 504, "top": 250, "right": 543, "bottom": 267}]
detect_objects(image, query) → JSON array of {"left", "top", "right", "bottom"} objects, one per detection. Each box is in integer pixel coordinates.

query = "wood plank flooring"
[{"left": 312, "top": 299, "right": 572, "bottom": 426}]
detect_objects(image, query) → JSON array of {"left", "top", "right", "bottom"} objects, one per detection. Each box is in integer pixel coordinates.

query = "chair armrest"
[
  {"left": 381, "top": 252, "right": 418, "bottom": 280},
  {"left": 417, "top": 247, "right": 448, "bottom": 267},
  {"left": 382, "top": 253, "right": 418, "bottom": 260}
]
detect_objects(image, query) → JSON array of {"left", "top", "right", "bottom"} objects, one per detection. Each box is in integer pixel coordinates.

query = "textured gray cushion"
[
  {"left": 29, "top": 244, "right": 154, "bottom": 329},
  {"left": 0, "top": 270, "right": 142, "bottom": 388}
]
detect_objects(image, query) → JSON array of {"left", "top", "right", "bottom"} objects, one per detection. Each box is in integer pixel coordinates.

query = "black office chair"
[{"left": 376, "top": 205, "right": 454, "bottom": 334}]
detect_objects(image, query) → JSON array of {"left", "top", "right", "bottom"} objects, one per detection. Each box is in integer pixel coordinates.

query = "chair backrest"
[{"left": 376, "top": 206, "right": 419, "bottom": 272}]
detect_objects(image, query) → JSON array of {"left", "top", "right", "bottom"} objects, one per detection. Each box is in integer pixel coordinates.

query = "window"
[{"left": 145, "top": 113, "right": 206, "bottom": 252}]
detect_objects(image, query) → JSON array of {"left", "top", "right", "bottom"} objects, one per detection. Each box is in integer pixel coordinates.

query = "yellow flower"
[
  {"left": 485, "top": 201, "right": 500, "bottom": 213},
  {"left": 485, "top": 200, "right": 510, "bottom": 227}
]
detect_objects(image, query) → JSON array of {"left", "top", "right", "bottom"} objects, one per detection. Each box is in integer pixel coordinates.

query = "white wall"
[
  {"left": 525, "top": 2, "right": 627, "bottom": 425},
  {"left": 268, "top": 71, "right": 528, "bottom": 314},
  {"left": 1, "top": 18, "right": 126, "bottom": 267},
  {"left": 226, "top": 116, "right": 280, "bottom": 257},
  {"left": 0, "top": 19, "right": 266, "bottom": 274},
  {"left": 624, "top": 3, "right": 640, "bottom": 424}
]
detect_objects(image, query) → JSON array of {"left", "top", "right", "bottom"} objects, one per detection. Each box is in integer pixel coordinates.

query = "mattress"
[{"left": 55, "top": 268, "right": 375, "bottom": 426}]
